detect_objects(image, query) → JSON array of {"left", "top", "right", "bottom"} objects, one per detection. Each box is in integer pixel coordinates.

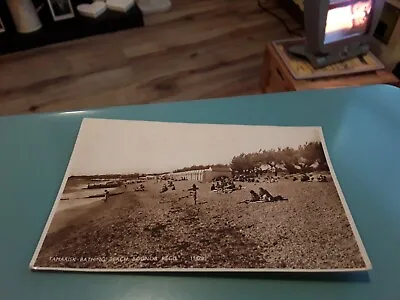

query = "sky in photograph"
[{"left": 68, "top": 119, "right": 322, "bottom": 175}]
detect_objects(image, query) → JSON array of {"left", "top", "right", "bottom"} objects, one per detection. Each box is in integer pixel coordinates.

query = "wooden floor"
[{"left": 0, "top": 0, "right": 298, "bottom": 116}]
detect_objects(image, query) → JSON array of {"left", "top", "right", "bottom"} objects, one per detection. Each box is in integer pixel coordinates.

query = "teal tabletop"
[{"left": 1, "top": 84, "right": 399, "bottom": 300}]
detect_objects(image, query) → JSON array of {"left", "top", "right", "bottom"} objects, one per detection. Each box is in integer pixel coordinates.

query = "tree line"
[
  {"left": 230, "top": 142, "right": 329, "bottom": 174},
  {"left": 173, "top": 164, "right": 229, "bottom": 173},
  {"left": 71, "top": 142, "right": 327, "bottom": 178}
]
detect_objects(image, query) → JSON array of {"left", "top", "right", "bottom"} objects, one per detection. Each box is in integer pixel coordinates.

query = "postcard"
[{"left": 30, "top": 118, "right": 371, "bottom": 272}]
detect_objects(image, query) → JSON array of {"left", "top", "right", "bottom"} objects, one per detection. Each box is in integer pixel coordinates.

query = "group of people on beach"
[
  {"left": 210, "top": 180, "right": 242, "bottom": 193},
  {"left": 103, "top": 178, "right": 287, "bottom": 205},
  {"left": 248, "top": 187, "right": 288, "bottom": 202},
  {"left": 160, "top": 181, "right": 176, "bottom": 193}
]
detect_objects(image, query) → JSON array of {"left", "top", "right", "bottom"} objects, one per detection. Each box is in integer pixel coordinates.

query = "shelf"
[{"left": 0, "top": 1, "right": 144, "bottom": 55}]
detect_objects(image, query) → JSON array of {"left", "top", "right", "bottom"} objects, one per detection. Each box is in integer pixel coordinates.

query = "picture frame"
[
  {"left": 0, "top": 16, "right": 5, "bottom": 33},
  {"left": 47, "top": 0, "right": 75, "bottom": 21}
]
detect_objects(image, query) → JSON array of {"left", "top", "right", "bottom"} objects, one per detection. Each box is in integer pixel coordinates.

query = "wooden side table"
[{"left": 260, "top": 43, "right": 399, "bottom": 93}]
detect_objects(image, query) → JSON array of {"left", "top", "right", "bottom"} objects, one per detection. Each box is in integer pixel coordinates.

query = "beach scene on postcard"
[{"left": 31, "top": 118, "right": 370, "bottom": 271}]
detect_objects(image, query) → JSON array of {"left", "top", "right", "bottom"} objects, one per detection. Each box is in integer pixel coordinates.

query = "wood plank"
[{"left": 0, "top": 0, "right": 298, "bottom": 115}]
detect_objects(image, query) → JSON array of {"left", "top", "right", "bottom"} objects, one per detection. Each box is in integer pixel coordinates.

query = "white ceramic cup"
[{"left": 6, "top": 0, "right": 42, "bottom": 33}]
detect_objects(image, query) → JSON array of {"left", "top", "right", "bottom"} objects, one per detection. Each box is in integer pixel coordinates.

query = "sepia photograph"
[
  {"left": 47, "top": 0, "right": 75, "bottom": 21},
  {"left": 30, "top": 118, "right": 370, "bottom": 272}
]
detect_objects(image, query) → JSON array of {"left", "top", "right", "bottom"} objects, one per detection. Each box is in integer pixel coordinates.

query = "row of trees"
[
  {"left": 230, "top": 142, "right": 328, "bottom": 174},
  {"left": 72, "top": 142, "right": 327, "bottom": 178},
  {"left": 173, "top": 164, "right": 229, "bottom": 173}
]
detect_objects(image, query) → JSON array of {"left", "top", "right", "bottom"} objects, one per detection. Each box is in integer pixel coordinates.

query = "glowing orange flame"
[{"left": 325, "top": 0, "right": 372, "bottom": 34}]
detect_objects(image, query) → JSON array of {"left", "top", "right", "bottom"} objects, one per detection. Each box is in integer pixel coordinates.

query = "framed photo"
[
  {"left": 0, "top": 16, "right": 5, "bottom": 33},
  {"left": 47, "top": 0, "right": 75, "bottom": 21}
]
